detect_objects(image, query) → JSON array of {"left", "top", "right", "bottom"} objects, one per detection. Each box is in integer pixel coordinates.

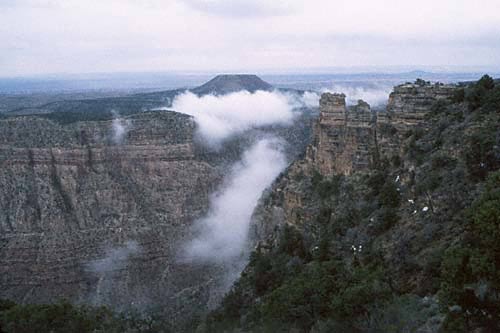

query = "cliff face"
[
  {"left": 306, "top": 94, "right": 375, "bottom": 176},
  {"left": 208, "top": 79, "right": 500, "bottom": 332},
  {"left": 251, "top": 81, "right": 461, "bottom": 282},
  {"left": 306, "top": 83, "right": 456, "bottom": 177},
  {"left": 0, "top": 111, "right": 220, "bottom": 309},
  {"left": 386, "top": 83, "right": 456, "bottom": 131}
]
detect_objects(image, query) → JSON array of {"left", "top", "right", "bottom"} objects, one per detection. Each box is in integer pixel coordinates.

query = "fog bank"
[
  {"left": 171, "top": 90, "right": 296, "bottom": 145},
  {"left": 182, "top": 138, "right": 287, "bottom": 263}
]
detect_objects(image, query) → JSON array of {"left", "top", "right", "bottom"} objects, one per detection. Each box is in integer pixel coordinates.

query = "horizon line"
[{"left": 2, "top": 65, "right": 500, "bottom": 80}]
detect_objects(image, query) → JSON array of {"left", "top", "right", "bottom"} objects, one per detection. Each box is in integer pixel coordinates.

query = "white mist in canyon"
[
  {"left": 183, "top": 138, "right": 286, "bottom": 263},
  {"left": 171, "top": 90, "right": 297, "bottom": 145},
  {"left": 111, "top": 111, "right": 131, "bottom": 144}
]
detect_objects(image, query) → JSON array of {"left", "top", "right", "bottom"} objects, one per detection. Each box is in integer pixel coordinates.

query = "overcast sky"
[{"left": 1, "top": 0, "right": 500, "bottom": 77}]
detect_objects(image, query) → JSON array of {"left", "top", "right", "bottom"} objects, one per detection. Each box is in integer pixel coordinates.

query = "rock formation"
[
  {"left": 226, "top": 79, "right": 494, "bottom": 332},
  {"left": 306, "top": 94, "right": 375, "bottom": 175},
  {"left": 0, "top": 74, "right": 315, "bottom": 330},
  {"left": 251, "top": 81, "right": 459, "bottom": 245},
  {"left": 305, "top": 82, "right": 456, "bottom": 176},
  {"left": 0, "top": 111, "right": 221, "bottom": 312}
]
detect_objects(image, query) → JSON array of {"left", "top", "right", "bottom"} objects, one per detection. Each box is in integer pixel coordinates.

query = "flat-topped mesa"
[
  {"left": 0, "top": 111, "right": 197, "bottom": 167},
  {"left": 385, "top": 81, "right": 456, "bottom": 130},
  {"left": 191, "top": 74, "right": 273, "bottom": 95}
]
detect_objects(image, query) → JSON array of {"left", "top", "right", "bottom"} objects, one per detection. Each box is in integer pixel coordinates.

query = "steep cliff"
[
  {"left": 205, "top": 78, "right": 500, "bottom": 332},
  {"left": 0, "top": 111, "right": 221, "bottom": 315},
  {"left": 306, "top": 82, "right": 456, "bottom": 177},
  {"left": 0, "top": 74, "right": 318, "bottom": 331},
  {"left": 306, "top": 94, "right": 375, "bottom": 175}
]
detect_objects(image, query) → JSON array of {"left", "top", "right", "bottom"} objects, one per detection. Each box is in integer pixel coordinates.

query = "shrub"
[
  {"left": 0, "top": 301, "right": 127, "bottom": 333},
  {"left": 465, "top": 74, "right": 496, "bottom": 110},
  {"left": 379, "top": 181, "right": 401, "bottom": 208},
  {"left": 477, "top": 74, "right": 495, "bottom": 90},
  {"left": 278, "top": 225, "right": 308, "bottom": 259},
  {"left": 431, "top": 153, "right": 456, "bottom": 170},
  {"left": 312, "top": 174, "right": 342, "bottom": 199},
  {"left": 373, "top": 207, "right": 400, "bottom": 234},
  {"left": 391, "top": 154, "right": 402, "bottom": 168},
  {"left": 362, "top": 295, "right": 439, "bottom": 333},
  {"left": 439, "top": 171, "right": 500, "bottom": 331},
  {"left": 464, "top": 127, "right": 499, "bottom": 180},
  {"left": 367, "top": 171, "right": 387, "bottom": 197},
  {"left": 452, "top": 88, "right": 465, "bottom": 103}
]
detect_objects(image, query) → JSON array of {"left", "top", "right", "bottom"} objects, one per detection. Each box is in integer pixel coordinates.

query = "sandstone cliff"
[
  {"left": 250, "top": 81, "right": 463, "bottom": 291},
  {"left": 0, "top": 74, "right": 318, "bottom": 331},
  {"left": 207, "top": 78, "right": 500, "bottom": 332},
  {"left": 0, "top": 111, "right": 220, "bottom": 312},
  {"left": 305, "top": 82, "right": 455, "bottom": 176}
]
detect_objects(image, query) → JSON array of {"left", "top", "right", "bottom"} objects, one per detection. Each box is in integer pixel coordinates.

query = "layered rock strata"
[
  {"left": 306, "top": 83, "right": 455, "bottom": 176},
  {"left": 0, "top": 111, "right": 219, "bottom": 309}
]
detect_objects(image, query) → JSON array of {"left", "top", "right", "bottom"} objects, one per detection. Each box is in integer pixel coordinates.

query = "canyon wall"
[
  {"left": 251, "top": 81, "right": 457, "bottom": 244},
  {"left": 0, "top": 111, "right": 220, "bottom": 310},
  {"left": 306, "top": 82, "right": 455, "bottom": 176}
]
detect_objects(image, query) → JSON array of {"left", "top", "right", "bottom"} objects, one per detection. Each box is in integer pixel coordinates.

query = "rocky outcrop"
[
  {"left": 251, "top": 81, "right": 460, "bottom": 243},
  {"left": 0, "top": 111, "right": 220, "bottom": 311},
  {"left": 305, "top": 82, "right": 456, "bottom": 176},
  {"left": 236, "top": 79, "right": 483, "bottom": 333},
  {"left": 306, "top": 93, "right": 375, "bottom": 176},
  {"left": 384, "top": 82, "right": 455, "bottom": 131}
]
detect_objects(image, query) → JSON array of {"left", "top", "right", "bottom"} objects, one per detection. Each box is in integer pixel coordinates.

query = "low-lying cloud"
[
  {"left": 171, "top": 90, "right": 296, "bottom": 145},
  {"left": 286, "top": 84, "right": 391, "bottom": 109},
  {"left": 182, "top": 138, "right": 286, "bottom": 263},
  {"left": 85, "top": 240, "right": 141, "bottom": 306},
  {"left": 111, "top": 111, "right": 131, "bottom": 144},
  {"left": 87, "top": 240, "right": 140, "bottom": 274},
  {"left": 300, "top": 91, "right": 322, "bottom": 108},
  {"left": 325, "top": 84, "right": 392, "bottom": 107}
]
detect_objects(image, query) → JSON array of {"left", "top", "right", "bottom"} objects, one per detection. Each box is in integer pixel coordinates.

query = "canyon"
[
  {"left": 2, "top": 74, "right": 498, "bottom": 332},
  {"left": 0, "top": 75, "right": 313, "bottom": 328}
]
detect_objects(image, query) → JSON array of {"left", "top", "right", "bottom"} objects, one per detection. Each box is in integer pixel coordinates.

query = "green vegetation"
[
  {"left": 311, "top": 170, "right": 342, "bottom": 200},
  {"left": 202, "top": 75, "right": 500, "bottom": 332},
  {"left": 465, "top": 74, "right": 496, "bottom": 111},
  {"left": 2, "top": 75, "right": 498, "bottom": 333},
  {"left": 0, "top": 300, "right": 137, "bottom": 333},
  {"left": 0, "top": 299, "right": 187, "bottom": 333},
  {"left": 205, "top": 233, "right": 391, "bottom": 332},
  {"left": 439, "top": 171, "right": 500, "bottom": 332}
]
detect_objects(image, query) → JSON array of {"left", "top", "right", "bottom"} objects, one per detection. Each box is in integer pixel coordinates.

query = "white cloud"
[
  {"left": 300, "top": 91, "right": 321, "bottom": 108},
  {"left": 324, "top": 85, "right": 392, "bottom": 107},
  {"left": 87, "top": 240, "right": 140, "bottom": 274},
  {"left": 111, "top": 111, "right": 131, "bottom": 144},
  {"left": 171, "top": 90, "right": 296, "bottom": 145},
  {"left": 182, "top": 138, "right": 286, "bottom": 263}
]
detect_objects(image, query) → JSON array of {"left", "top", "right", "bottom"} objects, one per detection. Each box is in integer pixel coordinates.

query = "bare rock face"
[
  {"left": 251, "top": 81, "right": 459, "bottom": 241},
  {"left": 385, "top": 82, "right": 455, "bottom": 131},
  {"left": 305, "top": 83, "right": 456, "bottom": 176},
  {"left": 306, "top": 93, "right": 375, "bottom": 176},
  {"left": 0, "top": 111, "right": 220, "bottom": 310}
]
